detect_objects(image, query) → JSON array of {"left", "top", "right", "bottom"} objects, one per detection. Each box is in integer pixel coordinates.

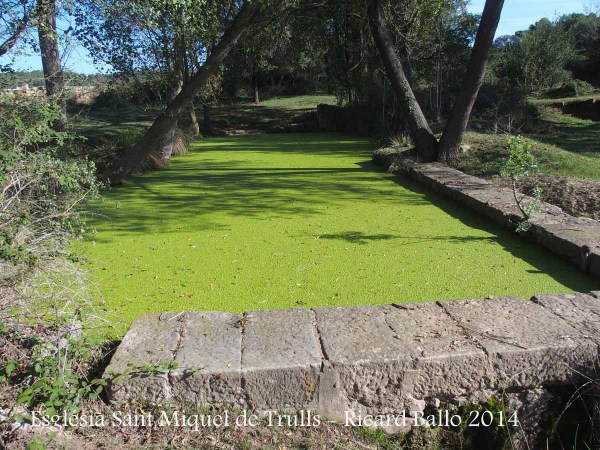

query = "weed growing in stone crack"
[
  {"left": 107, "top": 360, "right": 180, "bottom": 385},
  {"left": 500, "top": 135, "right": 544, "bottom": 232}
]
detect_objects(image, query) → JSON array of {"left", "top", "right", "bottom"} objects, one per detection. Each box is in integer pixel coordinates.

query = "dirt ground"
[{"left": 516, "top": 175, "right": 600, "bottom": 220}]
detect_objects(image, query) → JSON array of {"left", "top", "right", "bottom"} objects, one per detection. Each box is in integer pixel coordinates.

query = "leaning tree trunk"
[
  {"left": 437, "top": 0, "right": 504, "bottom": 161},
  {"left": 113, "top": 1, "right": 261, "bottom": 181},
  {"left": 37, "top": 0, "right": 66, "bottom": 131},
  {"left": 366, "top": 0, "right": 438, "bottom": 161},
  {"left": 158, "top": 35, "right": 185, "bottom": 165}
]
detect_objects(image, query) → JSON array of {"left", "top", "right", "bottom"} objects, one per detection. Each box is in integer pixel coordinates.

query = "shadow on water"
[
  {"left": 91, "top": 135, "right": 392, "bottom": 235},
  {"left": 92, "top": 132, "right": 598, "bottom": 292},
  {"left": 318, "top": 231, "right": 496, "bottom": 246},
  {"left": 363, "top": 160, "right": 598, "bottom": 292}
]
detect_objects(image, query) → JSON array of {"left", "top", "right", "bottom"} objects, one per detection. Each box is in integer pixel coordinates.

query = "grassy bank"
[{"left": 454, "top": 105, "right": 600, "bottom": 180}]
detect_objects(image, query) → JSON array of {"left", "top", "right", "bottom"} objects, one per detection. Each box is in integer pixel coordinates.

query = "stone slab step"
[{"left": 106, "top": 293, "right": 600, "bottom": 419}]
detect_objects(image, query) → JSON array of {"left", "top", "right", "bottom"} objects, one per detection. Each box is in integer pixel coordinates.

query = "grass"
[
  {"left": 78, "top": 132, "right": 598, "bottom": 329},
  {"left": 453, "top": 105, "right": 600, "bottom": 180},
  {"left": 530, "top": 93, "right": 599, "bottom": 106},
  {"left": 72, "top": 105, "right": 157, "bottom": 146},
  {"left": 254, "top": 94, "right": 336, "bottom": 109},
  {"left": 72, "top": 94, "right": 337, "bottom": 138},
  {"left": 210, "top": 94, "right": 336, "bottom": 133}
]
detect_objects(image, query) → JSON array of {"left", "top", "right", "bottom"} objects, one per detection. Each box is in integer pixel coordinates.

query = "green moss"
[{"left": 78, "top": 133, "right": 598, "bottom": 329}]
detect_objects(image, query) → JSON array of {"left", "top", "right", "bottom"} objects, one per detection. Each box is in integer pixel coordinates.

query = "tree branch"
[{"left": 0, "top": 10, "right": 30, "bottom": 57}]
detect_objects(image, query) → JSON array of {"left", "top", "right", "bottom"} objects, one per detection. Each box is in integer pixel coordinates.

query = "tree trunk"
[
  {"left": 113, "top": 1, "right": 261, "bottom": 181},
  {"left": 202, "top": 103, "right": 211, "bottom": 135},
  {"left": 438, "top": 0, "right": 504, "bottom": 161},
  {"left": 0, "top": 11, "right": 29, "bottom": 57},
  {"left": 158, "top": 82, "right": 183, "bottom": 164},
  {"left": 37, "top": 0, "right": 66, "bottom": 131},
  {"left": 252, "top": 70, "right": 259, "bottom": 104},
  {"left": 366, "top": 0, "right": 438, "bottom": 161},
  {"left": 158, "top": 35, "right": 185, "bottom": 165},
  {"left": 397, "top": 42, "right": 414, "bottom": 89},
  {"left": 189, "top": 101, "right": 200, "bottom": 135}
]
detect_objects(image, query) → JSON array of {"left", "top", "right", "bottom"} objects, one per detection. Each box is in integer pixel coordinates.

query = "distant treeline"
[{"left": 0, "top": 70, "right": 110, "bottom": 89}]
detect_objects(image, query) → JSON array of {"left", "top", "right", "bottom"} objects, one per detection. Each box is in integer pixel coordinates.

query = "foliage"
[
  {"left": 0, "top": 0, "right": 37, "bottom": 60},
  {"left": 73, "top": 0, "right": 234, "bottom": 103},
  {"left": 516, "top": 18, "right": 573, "bottom": 90},
  {"left": 0, "top": 96, "right": 99, "bottom": 266},
  {"left": 0, "top": 94, "right": 109, "bottom": 420},
  {"left": 223, "top": 8, "right": 328, "bottom": 100},
  {"left": 500, "top": 136, "right": 543, "bottom": 232},
  {"left": 490, "top": 14, "right": 600, "bottom": 93},
  {"left": 91, "top": 75, "right": 169, "bottom": 108},
  {"left": 2, "top": 329, "right": 107, "bottom": 419},
  {"left": 500, "top": 136, "right": 538, "bottom": 181},
  {"left": 559, "top": 12, "right": 600, "bottom": 82},
  {"left": 540, "top": 79, "right": 596, "bottom": 99},
  {"left": 401, "top": 0, "right": 478, "bottom": 120}
]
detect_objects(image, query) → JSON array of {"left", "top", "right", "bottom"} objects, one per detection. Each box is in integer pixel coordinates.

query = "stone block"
[
  {"left": 242, "top": 308, "right": 322, "bottom": 410},
  {"left": 533, "top": 293, "right": 600, "bottom": 342},
  {"left": 314, "top": 306, "right": 413, "bottom": 414},
  {"left": 169, "top": 311, "right": 244, "bottom": 406},
  {"left": 382, "top": 303, "right": 492, "bottom": 402},
  {"left": 441, "top": 297, "right": 596, "bottom": 388},
  {"left": 105, "top": 312, "right": 184, "bottom": 403}
]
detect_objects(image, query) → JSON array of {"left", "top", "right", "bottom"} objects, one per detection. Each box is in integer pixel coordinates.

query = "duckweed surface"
[{"left": 81, "top": 133, "right": 598, "bottom": 326}]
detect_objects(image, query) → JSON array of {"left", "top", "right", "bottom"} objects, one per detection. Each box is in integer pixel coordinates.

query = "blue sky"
[
  {"left": 468, "top": 0, "right": 597, "bottom": 36},
  {"left": 1, "top": 0, "right": 596, "bottom": 75}
]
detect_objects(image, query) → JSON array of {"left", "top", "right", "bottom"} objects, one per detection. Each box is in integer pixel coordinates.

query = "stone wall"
[
  {"left": 106, "top": 292, "right": 600, "bottom": 447},
  {"left": 372, "top": 149, "right": 600, "bottom": 278}
]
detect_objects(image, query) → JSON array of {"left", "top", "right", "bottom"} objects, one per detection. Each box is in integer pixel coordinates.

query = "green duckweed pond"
[{"left": 79, "top": 133, "right": 599, "bottom": 328}]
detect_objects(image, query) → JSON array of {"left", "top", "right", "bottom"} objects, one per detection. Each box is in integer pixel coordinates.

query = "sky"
[
  {"left": 1, "top": 0, "right": 597, "bottom": 75},
  {"left": 468, "top": 0, "right": 597, "bottom": 35}
]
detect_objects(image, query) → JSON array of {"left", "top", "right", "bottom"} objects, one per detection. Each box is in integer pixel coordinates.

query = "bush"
[
  {"left": 474, "top": 81, "right": 539, "bottom": 133},
  {"left": 500, "top": 136, "right": 543, "bottom": 232},
  {"left": 0, "top": 95, "right": 110, "bottom": 422},
  {"left": 539, "top": 79, "right": 596, "bottom": 98},
  {"left": 92, "top": 75, "right": 168, "bottom": 109}
]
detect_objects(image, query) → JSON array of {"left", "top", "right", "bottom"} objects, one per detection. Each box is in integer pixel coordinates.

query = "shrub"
[
  {"left": 0, "top": 94, "right": 110, "bottom": 422},
  {"left": 92, "top": 75, "right": 168, "bottom": 109},
  {"left": 475, "top": 81, "right": 539, "bottom": 133},
  {"left": 540, "top": 79, "right": 596, "bottom": 98},
  {"left": 500, "top": 136, "right": 543, "bottom": 232}
]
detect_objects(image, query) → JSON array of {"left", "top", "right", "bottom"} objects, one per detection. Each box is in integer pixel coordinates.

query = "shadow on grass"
[
  {"left": 210, "top": 105, "right": 313, "bottom": 133},
  {"left": 95, "top": 162, "right": 430, "bottom": 237},
  {"left": 531, "top": 112, "right": 600, "bottom": 157}
]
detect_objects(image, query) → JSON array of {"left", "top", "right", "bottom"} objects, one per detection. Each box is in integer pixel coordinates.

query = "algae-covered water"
[{"left": 79, "top": 133, "right": 598, "bottom": 326}]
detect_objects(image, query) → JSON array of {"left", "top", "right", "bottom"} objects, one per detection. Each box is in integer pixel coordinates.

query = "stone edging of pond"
[
  {"left": 105, "top": 292, "right": 600, "bottom": 442},
  {"left": 372, "top": 148, "right": 600, "bottom": 278}
]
